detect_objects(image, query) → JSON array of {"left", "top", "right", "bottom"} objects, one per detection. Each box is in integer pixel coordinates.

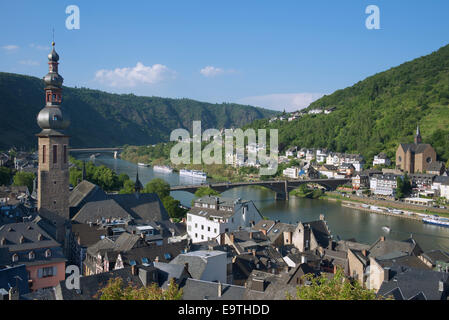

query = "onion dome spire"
[{"left": 37, "top": 41, "right": 70, "bottom": 134}]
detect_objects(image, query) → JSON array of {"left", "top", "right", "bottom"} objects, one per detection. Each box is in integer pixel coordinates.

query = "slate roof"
[
  {"left": 188, "top": 206, "right": 235, "bottom": 219},
  {"left": 170, "top": 250, "right": 226, "bottom": 280},
  {"left": 119, "top": 240, "right": 188, "bottom": 266},
  {"left": 377, "top": 266, "right": 449, "bottom": 300},
  {"left": 71, "top": 223, "right": 109, "bottom": 247},
  {"left": 368, "top": 237, "right": 423, "bottom": 259},
  {"left": 335, "top": 240, "right": 370, "bottom": 252},
  {"left": 0, "top": 222, "right": 59, "bottom": 251},
  {"left": 377, "top": 255, "right": 431, "bottom": 270},
  {"left": 69, "top": 180, "right": 107, "bottom": 210},
  {"left": 72, "top": 199, "right": 132, "bottom": 224},
  {"left": 109, "top": 193, "right": 170, "bottom": 222},
  {"left": 421, "top": 250, "right": 449, "bottom": 265},
  {"left": 182, "top": 278, "right": 246, "bottom": 300},
  {"left": 0, "top": 264, "right": 30, "bottom": 297},
  {"left": 56, "top": 266, "right": 146, "bottom": 300},
  {"left": 266, "top": 222, "right": 295, "bottom": 243},
  {"left": 399, "top": 143, "right": 433, "bottom": 154},
  {"left": 153, "top": 261, "right": 189, "bottom": 288},
  {"left": 243, "top": 270, "right": 297, "bottom": 300},
  {"left": 427, "top": 161, "right": 445, "bottom": 172},
  {"left": 305, "top": 220, "right": 332, "bottom": 249}
]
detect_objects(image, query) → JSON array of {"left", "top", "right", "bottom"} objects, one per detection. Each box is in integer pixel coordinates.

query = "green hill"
[
  {"left": 248, "top": 44, "right": 449, "bottom": 164},
  {"left": 0, "top": 72, "right": 277, "bottom": 150}
]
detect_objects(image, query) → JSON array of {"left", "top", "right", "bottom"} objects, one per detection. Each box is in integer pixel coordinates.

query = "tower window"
[
  {"left": 42, "top": 145, "right": 46, "bottom": 163},
  {"left": 53, "top": 145, "right": 57, "bottom": 163}
]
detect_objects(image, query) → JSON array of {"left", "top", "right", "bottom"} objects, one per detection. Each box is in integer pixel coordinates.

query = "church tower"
[{"left": 36, "top": 42, "right": 70, "bottom": 221}]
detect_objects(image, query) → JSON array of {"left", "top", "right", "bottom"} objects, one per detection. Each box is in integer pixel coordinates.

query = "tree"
[
  {"left": 162, "top": 196, "right": 187, "bottom": 220},
  {"left": 119, "top": 179, "right": 136, "bottom": 194},
  {"left": 0, "top": 167, "right": 12, "bottom": 186},
  {"left": 396, "top": 174, "right": 412, "bottom": 199},
  {"left": 286, "top": 268, "right": 381, "bottom": 300},
  {"left": 194, "top": 187, "right": 220, "bottom": 198},
  {"left": 144, "top": 178, "right": 170, "bottom": 199},
  {"left": 97, "top": 277, "right": 183, "bottom": 300},
  {"left": 13, "top": 171, "right": 34, "bottom": 192}
]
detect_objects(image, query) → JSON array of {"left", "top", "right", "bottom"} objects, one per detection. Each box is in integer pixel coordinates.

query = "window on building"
[
  {"left": 208, "top": 227, "right": 210, "bottom": 232},
  {"left": 187, "top": 215, "right": 192, "bottom": 221},
  {"left": 187, "top": 226, "right": 191, "bottom": 231},
  {"left": 12, "top": 254, "right": 18, "bottom": 262},
  {"left": 53, "top": 145, "right": 57, "bottom": 163},
  {"left": 201, "top": 235, "right": 204, "bottom": 240},
  {"left": 214, "top": 228, "right": 217, "bottom": 233},
  {"left": 42, "top": 145, "right": 46, "bottom": 163},
  {"left": 29, "top": 251, "right": 35, "bottom": 260},
  {"left": 40, "top": 266, "right": 56, "bottom": 278},
  {"left": 201, "top": 225, "right": 204, "bottom": 230},
  {"left": 195, "top": 223, "right": 198, "bottom": 228},
  {"left": 195, "top": 233, "right": 198, "bottom": 238},
  {"left": 45, "top": 249, "right": 51, "bottom": 258}
]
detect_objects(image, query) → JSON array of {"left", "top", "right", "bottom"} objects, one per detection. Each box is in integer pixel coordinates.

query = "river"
[{"left": 74, "top": 154, "right": 449, "bottom": 252}]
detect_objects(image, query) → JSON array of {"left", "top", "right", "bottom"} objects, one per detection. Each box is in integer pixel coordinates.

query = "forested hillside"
[
  {"left": 0, "top": 72, "right": 277, "bottom": 150},
  {"left": 248, "top": 44, "right": 449, "bottom": 164}
]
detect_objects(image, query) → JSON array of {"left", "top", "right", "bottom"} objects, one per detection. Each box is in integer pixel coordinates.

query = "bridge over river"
[
  {"left": 69, "top": 147, "right": 123, "bottom": 159},
  {"left": 170, "top": 178, "right": 351, "bottom": 200}
]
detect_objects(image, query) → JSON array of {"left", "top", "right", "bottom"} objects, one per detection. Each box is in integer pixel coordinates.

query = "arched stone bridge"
[{"left": 170, "top": 178, "right": 351, "bottom": 200}]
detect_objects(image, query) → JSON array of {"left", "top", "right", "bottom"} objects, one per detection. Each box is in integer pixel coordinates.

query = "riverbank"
[{"left": 322, "top": 192, "right": 449, "bottom": 217}]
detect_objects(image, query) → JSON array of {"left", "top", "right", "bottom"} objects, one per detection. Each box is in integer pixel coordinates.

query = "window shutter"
[{"left": 38, "top": 268, "right": 43, "bottom": 278}]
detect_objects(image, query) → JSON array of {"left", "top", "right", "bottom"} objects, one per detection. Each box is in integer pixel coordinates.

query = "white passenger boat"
[
  {"left": 179, "top": 169, "right": 207, "bottom": 179},
  {"left": 153, "top": 165, "right": 173, "bottom": 173}
]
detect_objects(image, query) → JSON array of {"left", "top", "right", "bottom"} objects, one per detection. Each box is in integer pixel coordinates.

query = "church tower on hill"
[{"left": 36, "top": 42, "right": 71, "bottom": 243}]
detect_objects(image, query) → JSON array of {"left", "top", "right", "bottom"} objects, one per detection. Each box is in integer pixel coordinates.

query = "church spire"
[
  {"left": 134, "top": 168, "right": 143, "bottom": 193},
  {"left": 414, "top": 124, "right": 422, "bottom": 144}
]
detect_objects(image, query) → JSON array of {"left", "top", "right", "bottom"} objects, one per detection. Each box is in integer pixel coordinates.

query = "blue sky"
[{"left": 1, "top": 0, "right": 449, "bottom": 112}]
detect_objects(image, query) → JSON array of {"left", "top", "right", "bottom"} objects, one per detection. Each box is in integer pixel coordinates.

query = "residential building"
[
  {"left": 352, "top": 174, "right": 369, "bottom": 190},
  {"left": 186, "top": 196, "right": 263, "bottom": 244},
  {"left": 0, "top": 222, "right": 66, "bottom": 291},
  {"left": 440, "top": 180, "right": 449, "bottom": 200},
  {"left": 282, "top": 167, "right": 300, "bottom": 179},
  {"left": 370, "top": 174, "right": 401, "bottom": 197},
  {"left": 373, "top": 153, "right": 391, "bottom": 167},
  {"left": 426, "top": 161, "right": 446, "bottom": 176},
  {"left": 285, "top": 147, "right": 297, "bottom": 157},
  {"left": 317, "top": 164, "right": 338, "bottom": 179}
]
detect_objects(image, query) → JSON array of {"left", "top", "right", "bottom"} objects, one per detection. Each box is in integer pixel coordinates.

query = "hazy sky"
[{"left": 1, "top": 0, "right": 449, "bottom": 111}]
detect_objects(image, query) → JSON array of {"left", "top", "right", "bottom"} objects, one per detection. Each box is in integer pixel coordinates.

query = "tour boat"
[
  {"left": 153, "top": 165, "right": 173, "bottom": 173},
  {"left": 381, "top": 226, "right": 391, "bottom": 233},
  {"left": 423, "top": 217, "right": 449, "bottom": 228},
  {"left": 137, "top": 162, "right": 149, "bottom": 167},
  {"left": 179, "top": 169, "right": 207, "bottom": 180}
]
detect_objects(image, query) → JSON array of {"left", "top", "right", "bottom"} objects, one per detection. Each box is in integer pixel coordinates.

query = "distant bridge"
[
  {"left": 170, "top": 178, "right": 351, "bottom": 200},
  {"left": 69, "top": 147, "right": 123, "bottom": 159}
]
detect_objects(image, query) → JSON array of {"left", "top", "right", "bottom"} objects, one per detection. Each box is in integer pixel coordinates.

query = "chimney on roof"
[
  {"left": 362, "top": 249, "right": 367, "bottom": 257},
  {"left": 301, "top": 255, "right": 307, "bottom": 264},
  {"left": 319, "top": 214, "right": 325, "bottom": 221},
  {"left": 230, "top": 233, "right": 235, "bottom": 243},
  {"left": 333, "top": 265, "right": 338, "bottom": 274},
  {"left": 252, "top": 249, "right": 256, "bottom": 257},
  {"left": 154, "top": 256, "right": 159, "bottom": 262},
  {"left": 184, "top": 262, "right": 189, "bottom": 272},
  {"left": 217, "top": 281, "right": 222, "bottom": 297},
  {"left": 380, "top": 236, "right": 385, "bottom": 242},
  {"left": 249, "top": 232, "right": 253, "bottom": 239},
  {"left": 383, "top": 267, "right": 391, "bottom": 282},
  {"left": 261, "top": 229, "right": 267, "bottom": 236}
]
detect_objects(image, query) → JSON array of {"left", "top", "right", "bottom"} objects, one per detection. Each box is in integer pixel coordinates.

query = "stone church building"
[{"left": 396, "top": 126, "right": 436, "bottom": 174}]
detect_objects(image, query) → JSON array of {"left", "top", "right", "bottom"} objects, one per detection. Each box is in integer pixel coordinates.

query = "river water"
[{"left": 74, "top": 154, "right": 449, "bottom": 252}]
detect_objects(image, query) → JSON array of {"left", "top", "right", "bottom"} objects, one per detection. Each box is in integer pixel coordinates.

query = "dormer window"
[
  {"left": 12, "top": 254, "right": 18, "bottom": 262},
  {"left": 37, "top": 233, "right": 43, "bottom": 241},
  {"left": 45, "top": 249, "right": 51, "bottom": 258},
  {"left": 29, "top": 251, "right": 35, "bottom": 260},
  {"left": 0, "top": 237, "right": 5, "bottom": 245},
  {"left": 19, "top": 236, "right": 25, "bottom": 244}
]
